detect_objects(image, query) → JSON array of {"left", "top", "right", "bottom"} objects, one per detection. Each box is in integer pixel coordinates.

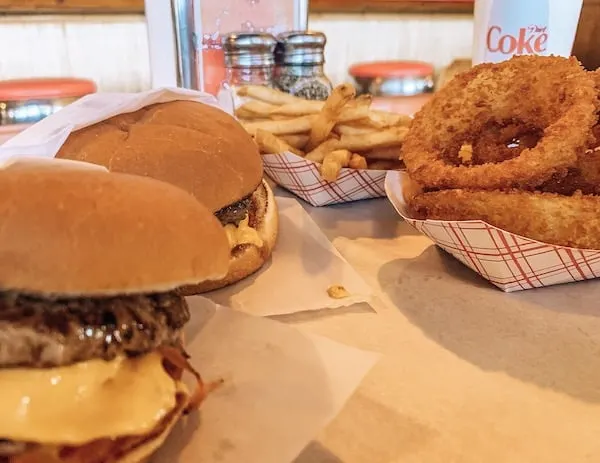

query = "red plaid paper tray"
[
  {"left": 262, "top": 151, "right": 389, "bottom": 207},
  {"left": 385, "top": 171, "right": 600, "bottom": 292}
]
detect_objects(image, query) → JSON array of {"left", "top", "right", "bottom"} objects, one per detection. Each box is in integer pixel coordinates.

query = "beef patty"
[
  {"left": 214, "top": 195, "right": 252, "bottom": 226},
  {"left": 0, "top": 291, "right": 189, "bottom": 368}
]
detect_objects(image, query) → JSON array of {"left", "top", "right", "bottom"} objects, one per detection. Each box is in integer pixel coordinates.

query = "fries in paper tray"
[
  {"left": 385, "top": 170, "right": 600, "bottom": 292},
  {"left": 235, "top": 84, "right": 410, "bottom": 207}
]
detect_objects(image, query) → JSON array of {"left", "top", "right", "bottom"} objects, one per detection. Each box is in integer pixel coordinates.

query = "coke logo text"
[{"left": 486, "top": 25, "right": 548, "bottom": 55}]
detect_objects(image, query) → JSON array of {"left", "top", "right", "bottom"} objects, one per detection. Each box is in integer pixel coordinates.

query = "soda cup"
[{"left": 473, "top": 0, "right": 584, "bottom": 65}]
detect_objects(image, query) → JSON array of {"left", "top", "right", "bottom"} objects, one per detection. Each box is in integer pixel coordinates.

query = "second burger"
[{"left": 57, "top": 100, "right": 278, "bottom": 294}]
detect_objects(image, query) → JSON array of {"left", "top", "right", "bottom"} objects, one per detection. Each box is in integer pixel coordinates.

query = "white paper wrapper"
[
  {"left": 207, "top": 196, "right": 373, "bottom": 316},
  {"left": 0, "top": 88, "right": 373, "bottom": 314},
  {"left": 262, "top": 152, "right": 388, "bottom": 207},
  {"left": 152, "top": 296, "right": 379, "bottom": 463},
  {"left": 385, "top": 170, "right": 600, "bottom": 292},
  {"left": 0, "top": 156, "right": 109, "bottom": 172},
  {"left": 0, "top": 88, "right": 223, "bottom": 158}
]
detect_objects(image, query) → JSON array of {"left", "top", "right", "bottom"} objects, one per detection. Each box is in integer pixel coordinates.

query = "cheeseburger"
[
  {"left": 57, "top": 100, "right": 278, "bottom": 293},
  {"left": 0, "top": 166, "right": 229, "bottom": 462}
]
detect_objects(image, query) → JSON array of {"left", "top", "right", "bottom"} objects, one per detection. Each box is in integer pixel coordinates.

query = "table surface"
[{"left": 280, "top": 189, "right": 600, "bottom": 463}]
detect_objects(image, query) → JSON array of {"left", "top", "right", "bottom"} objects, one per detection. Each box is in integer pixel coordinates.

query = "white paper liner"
[
  {"left": 206, "top": 196, "right": 373, "bottom": 316},
  {"left": 152, "top": 296, "right": 378, "bottom": 463},
  {"left": 0, "top": 89, "right": 373, "bottom": 314},
  {"left": 385, "top": 170, "right": 600, "bottom": 292},
  {"left": 263, "top": 151, "right": 389, "bottom": 207}
]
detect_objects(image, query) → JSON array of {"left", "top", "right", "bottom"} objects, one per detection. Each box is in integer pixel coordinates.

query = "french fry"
[
  {"left": 349, "top": 153, "right": 368, "bottom": 170},
  {"left": 235, "top": 106, "right": 261, "bottom": 120},
  {"left": 307, "top": 83, "right": 356, "bottom": 151},
  {"left": 235, "top": 84, "right": 412, "bottom": 175},
  {"left": 334, "top": 124, "right": 377, "bottom": 136},
  {"left": 347, "top": 94, "right": 373, "bottom": 108},
  {"left": 236, "top": 85, "right": 302, "bottom": 105},
  {"left": 336, "top": 105, "right": 370, "bottom": 123},
  {"left": 320, "top": 149, "right": 352, "bottom": 182},
  {"left": 269, "top": 100, "right": 324, "bottom": 116},
  {"left": 279, "top": 134, "right": 309, "bottom": 150},
  {"left": 242, "top": 115, "right": 315, "bottom": 136},
  {"left": 236, "top": 100, "right": 280, "bottom": 117},
  {"left": 267, "top": 102, "right": 368, "bottom": 121},
  {"left": 305, "top": 138, "right": 341, "bottom": 163},
  {"left": 368, "top": 111, "right": 412, "bottom": 128},
  {"left": 255, "top": 129, "right": 304, "bottom": 157},
  {"left": 361, "top": 146, "right": 402, "bottom": 161},
  {"left": 267, "top": 91, "right": 370, "bottom": 117},
  {"left": 339, "top": 126, "right": 409, "bottom": 152}
]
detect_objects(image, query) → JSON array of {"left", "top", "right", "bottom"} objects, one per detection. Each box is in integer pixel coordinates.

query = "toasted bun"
[
  {"left": 181, "top": 180, "right": 278, "bottom": 294},
  {"left": 57, "top": 100, "right": 263, "bottom": 212},
  {"left": 0, "top": 167, "right": 229, "bottom": 296}
]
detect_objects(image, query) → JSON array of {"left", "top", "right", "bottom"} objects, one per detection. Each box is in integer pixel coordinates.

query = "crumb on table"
[{"left": 327, "top": 285, "right": 350, "bottom": 299}]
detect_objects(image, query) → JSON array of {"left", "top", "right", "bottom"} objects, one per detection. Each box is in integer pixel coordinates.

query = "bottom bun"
[
  {"left": 12, "top": 390, "right": 187, "bottom": 463},
  {"left": 114, "top": 390, "right": 187, "bottom": 463},
  {"left": 181, "top": 180, "right": 278, "bottom": 295}
]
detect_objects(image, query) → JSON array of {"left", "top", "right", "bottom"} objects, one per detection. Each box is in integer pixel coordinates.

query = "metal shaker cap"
[
  {"left": 223, "top": 32, "right": 277, "bottom": 68},
  {"left": 275, "top": 31, "right": 327, "bottom": 66}
]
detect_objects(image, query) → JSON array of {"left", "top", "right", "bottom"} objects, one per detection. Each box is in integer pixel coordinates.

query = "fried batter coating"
[
  {"left": 539, "top": 148, "right": 600, "bottom": 196},
  {"left": 408, "top": 189, "right": 600, "bottom": 249},
  {"left": 403, "top": 56, "right": 598, "bottom": 190}
]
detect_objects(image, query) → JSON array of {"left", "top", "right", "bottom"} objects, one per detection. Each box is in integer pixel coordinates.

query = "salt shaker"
[
  {"left": 274, "top": 31, "right": 333, "bottom": 100},
  {"left": 222, "top": 32, "right": 277, "bottom": 88}
]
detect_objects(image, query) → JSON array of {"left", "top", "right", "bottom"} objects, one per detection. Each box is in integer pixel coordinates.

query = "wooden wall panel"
[
  {"left": 0, "top": 0, "right": 474, "bottom": 14},
  {"left": 0, "top": 0, "right": 143, "bottom": 13},
  {"left": 311, "top": 0, "right": 473, "bottom": 13},
  {"left": 573, "top": 0, "right": 600, "bottom": 70}
]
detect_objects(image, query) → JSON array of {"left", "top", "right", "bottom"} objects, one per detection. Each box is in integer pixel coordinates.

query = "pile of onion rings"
[{"left": 402, "top": 55, "right": 600, "bottom": 250}]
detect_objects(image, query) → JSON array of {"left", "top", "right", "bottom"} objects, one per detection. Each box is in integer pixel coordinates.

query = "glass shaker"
[
  {"left": 222, "top": 32, "right": 277, "bottom": 89},
  {"left": 274, "top": 31, "right": 333, "bottom": 100}
]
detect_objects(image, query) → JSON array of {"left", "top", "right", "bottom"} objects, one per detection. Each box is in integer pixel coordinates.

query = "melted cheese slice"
[
  {"left": 0, "top": 352, "right": 177, "bottom": 445},
  {"left": 224, "top": 215, "right": 263, "bottom": 249}
]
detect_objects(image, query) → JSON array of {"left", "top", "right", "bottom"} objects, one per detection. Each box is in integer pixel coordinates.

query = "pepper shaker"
[
  {"left": 222, "top": 32, "right": 277, "bottom": 88},
  {"left": 274, "top": 31, "right": 333, "bottom": 100}
]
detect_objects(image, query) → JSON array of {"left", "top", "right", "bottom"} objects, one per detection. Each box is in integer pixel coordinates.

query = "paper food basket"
[
  {"left": 262, "top": 151, "right": 390, "bottom": 207},
  {"left": 221, "top": 88, "right": 395, "bottom": 208},
  {"left": 385, "top": 170, "right": 600, "bottom": 292}
]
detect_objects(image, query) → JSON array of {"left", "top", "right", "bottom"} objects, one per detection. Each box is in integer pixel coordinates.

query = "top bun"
[
  {"left": 57, "top": 100, "right": 263, "bottom": 212},
  {"left": 0, "top": 166, "right": 230, "bottom": 296}
]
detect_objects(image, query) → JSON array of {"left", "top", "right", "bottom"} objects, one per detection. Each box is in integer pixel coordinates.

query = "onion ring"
[
  {"left": 402, "top": 56, "right": 598, "bottom": 190},
  {"left": 408, "top": 189, "right": 600, "bottom": 249},
  {"left": 470, "top": 123, "right": 542, "bottom": 165},
  {"left": 539, "top": 147, "right": 600, "bottom": 196}
]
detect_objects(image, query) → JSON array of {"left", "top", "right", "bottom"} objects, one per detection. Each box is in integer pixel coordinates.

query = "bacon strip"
[{"left": 158, "top": 345, "right": 223, "bottom": 413}]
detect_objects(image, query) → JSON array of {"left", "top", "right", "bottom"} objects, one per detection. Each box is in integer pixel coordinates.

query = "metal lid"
[
  {"left": 275, "top": 31, "right": 327, "bottom": 66},
  {"left": 222, "top": 32, "right": 277, "bottom": 68},
  {"left": 0, "top": 78, "right": 96, "bottom": 102}
]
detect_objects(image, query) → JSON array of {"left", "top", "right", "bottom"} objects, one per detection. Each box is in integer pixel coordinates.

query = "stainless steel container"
[
  {"left": 0, "top": 78, "right": 96, "bottom": 126},
  {"left": 349, "top": 61, "right": 435, "bottom": 97},
  {"left": 0, "top": 78, "right": 97, "bottom": 144},
  {"left": 275, "top": 31, "right": 327, "bottom": 66},
  {"left": 223, "top": 32, "right": 277, "bottom": 87},
  {"left": 274, "top": 31, "right": 332, "bottom": 100}
]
